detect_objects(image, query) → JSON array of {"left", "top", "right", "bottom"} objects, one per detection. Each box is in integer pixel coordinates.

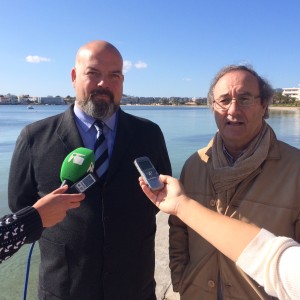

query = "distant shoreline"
[
  {"left": 269, "top": 106, "right": 300, "bottom": 112},
  {"left": 1, "top": 103, "right": 300, "bottom": 112}
]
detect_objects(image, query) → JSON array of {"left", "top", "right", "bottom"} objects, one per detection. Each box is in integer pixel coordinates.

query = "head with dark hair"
[
  {"left": 209, "top": 64, "right": 275, "bottom": 156},
  {"left": 207, "top": 64, "right": 273, "bottom": 119}
]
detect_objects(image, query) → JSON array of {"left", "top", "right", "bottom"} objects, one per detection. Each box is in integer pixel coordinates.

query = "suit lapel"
[
  {"left": 56, "top": 105, "right": 83, "bottom": 153},
  {"left": 106, "top": 109, "right": 135, "bottom": 181}
]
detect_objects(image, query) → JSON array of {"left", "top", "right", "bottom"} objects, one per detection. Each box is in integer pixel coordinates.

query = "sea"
[{"left": 0, "top": 104, "right": 300, "bottom": 299}]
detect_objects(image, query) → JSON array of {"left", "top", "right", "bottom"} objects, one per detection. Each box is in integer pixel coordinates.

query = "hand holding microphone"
[
  {"left": 30, "top": 147, "right": 96, "bottom": 228},
  {"left": 0, "top": 148, "right": 95, "bottom": 264},
  {"left": 39, "top": 147, "right": 98, "bottom": 226},
  {"left": 33, "top": 185, "right": 85, "bottom": 227}
]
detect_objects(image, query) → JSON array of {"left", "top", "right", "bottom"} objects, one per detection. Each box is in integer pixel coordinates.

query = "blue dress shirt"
[{"left": 73, "top": 103, "right": 117, "bottom": 159}]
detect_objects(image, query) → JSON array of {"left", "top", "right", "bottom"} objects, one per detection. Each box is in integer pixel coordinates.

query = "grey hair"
[{"left": 207, "top": 64, "right": 274, "bottom": 119}]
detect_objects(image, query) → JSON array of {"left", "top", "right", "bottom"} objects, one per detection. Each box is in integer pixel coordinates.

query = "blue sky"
[{"left": 1, "top": 0, "right": 299, "bottom": 98}]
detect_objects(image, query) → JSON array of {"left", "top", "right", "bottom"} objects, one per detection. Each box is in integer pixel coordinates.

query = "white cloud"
[
  {"left": 134, "top": 60, "right": 147, "bottom": 69},
  {"left": 123, "top": 60, "right": 132, "bottom": 73},
  {"left": 123, "top": 60, "right": 148, "bottom": 73},
  {"left": 26, "top": 55, "right": 51, "bottom": 63},
  {"left": 182, "top": 77, "right": 192, "bottom": 81}
]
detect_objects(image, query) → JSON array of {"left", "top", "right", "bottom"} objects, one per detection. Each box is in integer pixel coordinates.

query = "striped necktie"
[{"left": 93, "top": 120, "right": 109, "bottom": 179}]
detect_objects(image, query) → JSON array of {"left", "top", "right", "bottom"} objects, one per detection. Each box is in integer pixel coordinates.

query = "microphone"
[
  {"left": 60, "top": 147, "right": 95, "bottom": 185},
  {"left": 60, "top": 147, "right": 97, "bottom": 193}
]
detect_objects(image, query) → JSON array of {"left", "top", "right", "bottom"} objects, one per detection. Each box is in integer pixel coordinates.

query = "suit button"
[
  {"left": 103, "top": 216, "right": 110, "bottom": 222},
  {"left": 208, "top": 280, "right": 215, "bottom": 288}
]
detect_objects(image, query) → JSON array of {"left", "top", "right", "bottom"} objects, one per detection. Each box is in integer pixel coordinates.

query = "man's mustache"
[{"left": 90, "top": 89, "right": 113, "bottom": 99}]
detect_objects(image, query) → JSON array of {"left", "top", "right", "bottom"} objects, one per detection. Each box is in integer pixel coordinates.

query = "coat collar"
[
  {"left": 56, "top": 104, "right": 83, "bottom": 152},
  {"left": 105, "top": 108, "right": 136, "bottom": 181}
]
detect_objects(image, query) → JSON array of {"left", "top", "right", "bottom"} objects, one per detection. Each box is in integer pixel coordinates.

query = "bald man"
[{"left": 9, "top": 40, "right": 171, "bottom": 300}]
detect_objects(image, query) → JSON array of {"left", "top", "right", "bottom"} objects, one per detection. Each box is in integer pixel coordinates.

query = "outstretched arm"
[
  {"left": 139, "top": 175, "right": 259, "bottom": 262},
  {"left": 0, "top": 186, "right": 85, "bottom": 263},
  {"left": 140, "top": 175, "right": 300, "bottom": 299}
]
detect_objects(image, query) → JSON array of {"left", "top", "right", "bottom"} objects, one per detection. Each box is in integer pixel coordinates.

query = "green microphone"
[{"left": 60, "top": 147, "right": 95, "bottom": 187}]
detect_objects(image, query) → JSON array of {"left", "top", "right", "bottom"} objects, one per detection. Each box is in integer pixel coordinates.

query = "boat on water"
[{"left": 27, "top": 105, "right": 34, "bottom": 109}]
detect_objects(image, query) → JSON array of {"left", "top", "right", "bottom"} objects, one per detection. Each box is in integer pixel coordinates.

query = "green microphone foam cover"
[{"left": 60, "top": 147, "right": 95, "bottom": 183}]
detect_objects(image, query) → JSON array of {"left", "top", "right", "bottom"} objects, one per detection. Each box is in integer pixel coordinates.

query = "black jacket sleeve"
[{"left": 0, "top": 206, "right": 43, "bottom": 263}]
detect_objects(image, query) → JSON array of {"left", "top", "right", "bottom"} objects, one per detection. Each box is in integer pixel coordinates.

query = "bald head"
[
  {"left": 71, "top": 40, "right": 124, "bottom": 120},
  {"left": 75, "top": 40, "right": 123, "bottom": 68}
]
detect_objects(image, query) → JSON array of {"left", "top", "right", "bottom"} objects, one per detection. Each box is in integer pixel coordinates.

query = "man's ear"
[
  {"left": 262, "top": 104, "right": 268, "bottom": 118},
  {"left": 71, "top": 68, "right": 76, "bottom": 87}
]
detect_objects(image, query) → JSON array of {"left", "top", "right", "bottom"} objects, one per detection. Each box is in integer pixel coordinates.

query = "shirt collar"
[{"left": 222, "top": 142, "right": 244, "bottom": 166}]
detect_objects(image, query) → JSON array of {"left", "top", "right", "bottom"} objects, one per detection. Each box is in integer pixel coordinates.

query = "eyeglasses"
[{"left": 213, "top": 95, "right": 261, "bottom": 111}]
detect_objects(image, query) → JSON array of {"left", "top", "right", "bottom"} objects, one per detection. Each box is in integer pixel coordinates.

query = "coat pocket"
[{"left": 39, "top": 237, "right": 70, "bottom": 299}]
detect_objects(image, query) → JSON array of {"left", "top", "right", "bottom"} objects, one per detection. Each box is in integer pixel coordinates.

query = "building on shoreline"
[
  {"left": 282, "top": 87, "right": 300, "bottom": 101},
  {"left": 36, "top": 96, "right": 65, "bottom": 105},
  {"left": 0, "top": 94, "right": 66, "bottom": 105},
  {"left": 121, "top": 95, "right": 207, "bottom": 105},
  {"left": 0, "top": 93, "right": 207, "bottom": 106},
  {"left": 0, "top": 94, "right": 18, "bottom": 104},
  {"left": 1, "top": 88, "right": 299, "bottom": 106}
]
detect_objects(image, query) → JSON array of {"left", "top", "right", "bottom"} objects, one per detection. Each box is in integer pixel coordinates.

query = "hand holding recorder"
[
  {"left": 138, "top": 174, "right": 187, "bottom": 216},
  {"left": 134, "top": 156, "right": 164, "bottom": 191}
]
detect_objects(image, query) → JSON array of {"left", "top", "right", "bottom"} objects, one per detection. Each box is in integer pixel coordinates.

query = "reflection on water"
[{"left": 268, "top": 109, "right": 300, "bottom": 148}]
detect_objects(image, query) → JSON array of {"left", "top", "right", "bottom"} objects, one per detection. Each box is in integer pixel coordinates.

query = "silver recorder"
[{"left": 134, "top": 156, "right": 164, "bottom": 191}]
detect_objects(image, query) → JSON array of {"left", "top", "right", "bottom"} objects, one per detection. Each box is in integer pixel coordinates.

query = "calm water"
[
  {"left": 0, "top": 105, "right": 218, "bottom": 211},
  {"left": 0, "top": 104, "right": 299, "bottom": 298}
]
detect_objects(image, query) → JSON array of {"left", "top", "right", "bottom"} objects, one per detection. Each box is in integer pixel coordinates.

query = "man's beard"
[{"left": 77, "top": 89, "right": 119, "bottom": 120}]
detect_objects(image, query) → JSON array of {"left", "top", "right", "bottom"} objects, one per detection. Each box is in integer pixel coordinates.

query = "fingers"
[
  {"left": 159, "top": 174, "right": 178, "bottom": 185},
  {"left": 51, "top": 185, "right": 69, "bottom": 194},
  {"left": 49, "top": 186, "right": 86, "bottom": 198},
  {"left": 159, "top": 174, "right": 169, "bottom": 183},
  {"left": 35, "top": 190, "right": 85, "bottom": 227},
  {"left": 138, "top": 177, "right": 160, "bottom": 206},
  {"left": 67, "top": 201, "right": 81, "bottom": 210},
  {"left": 68, "top": 193, "right": 85, "bottom": 203},
  {"left": 141, "top": 184, "right": 155, "bottom": 200},
  {"left": 64, "top": 194, "right": 85, "bottom": 211},
  {"left": 60, "top": 194, "right": 85, "bottom": 206}
]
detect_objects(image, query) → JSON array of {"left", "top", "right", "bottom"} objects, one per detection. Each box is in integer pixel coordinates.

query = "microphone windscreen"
[{"left": 60, "top": 147, "right": 95, "bottom": 183}]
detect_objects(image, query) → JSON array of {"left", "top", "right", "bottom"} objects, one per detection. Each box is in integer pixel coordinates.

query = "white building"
[
  {"left": 37, "top": 96, "right": 65, "bottom": 105},
  {"left": 282, "top": 87, "right": 300, "bottom": 101},
  {"left": 18, "top": 95, "right": 33, "bottom": 104},
  {"left": 0, "top": 94, "right": 18, "bottom": 104}
]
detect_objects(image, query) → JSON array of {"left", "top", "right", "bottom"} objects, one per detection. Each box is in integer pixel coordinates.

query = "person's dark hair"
[{"left": 207, "top": 64, "right": 274, "bottom": 119}]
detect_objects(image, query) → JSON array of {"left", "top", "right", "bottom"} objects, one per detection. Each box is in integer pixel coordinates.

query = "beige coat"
[{"left": 169, "top": 133, "right": 300, "bottom": 300}]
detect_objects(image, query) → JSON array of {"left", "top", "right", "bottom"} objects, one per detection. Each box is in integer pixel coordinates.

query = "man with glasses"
[{"left": 169, "top": 65, "right": 300, "bottom": 299}]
